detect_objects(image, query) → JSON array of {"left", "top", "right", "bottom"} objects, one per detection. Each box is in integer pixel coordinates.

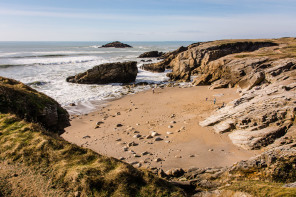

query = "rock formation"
[
  {"left": 138, "top": 51, "right": 164, "bottom": 58},
  {"left": 0, "top": 77, "right": 70, "bottom": 133},
  {"left": 140, "top": 46, "right": 188, "bottom": 73},
  {"left": 66, "top": 61, "right": 138, "bottom": 84},
  {"left": 101, "top": 41, "right": 132, "bottom": 48}
]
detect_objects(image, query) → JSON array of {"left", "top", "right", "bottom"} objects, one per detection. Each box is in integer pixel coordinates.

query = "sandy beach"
[{"left": 62, "top": 86, "right": 262, "bottom": 171}]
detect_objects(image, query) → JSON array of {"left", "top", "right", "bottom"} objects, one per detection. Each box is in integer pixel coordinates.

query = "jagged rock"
[
  {"left": 140, "top": 63, "right": 165, "bottom": 73},
  {"left": 138, "top": 51, "right": 164, "bottom": 58},
  {"left": 166, "top": 41, "right": 276, "bottom": 81},
  {"left": 141, "top": 46, "right": 188, "bottom": 73},
  {"left": 199, "top": 59, "right": 296, "bottom": 150},
  {"left": 100, "top": 41, "right": 132, "bottom": 48},
  {"left": 66, "top": 61, "right": 138, "bottom": 84},
  {"left": 0, "top": 77, "right": 70, "bottom": 134}
]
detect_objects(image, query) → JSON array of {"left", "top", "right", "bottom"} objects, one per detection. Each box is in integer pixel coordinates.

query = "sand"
[{"left": 62, "top": 86, "right": 262, "bottom": 171}]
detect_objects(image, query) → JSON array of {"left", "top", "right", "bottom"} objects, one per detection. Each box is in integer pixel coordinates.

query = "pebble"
[
  {"left": 166, "top": 132, "right": 173, "bottom": 135},
  {"left": 133, "top": 134, "right": 141, "bottom": 138},
  {"left": 170, "top": 121, "right": 176, "bottom": 124},
  {"left": 175, "top": 155, "right": 182, "bottom": 158},
  {"left": 119, "top": 157, "right": 125, "bottom": 160},
  {"left": 117, "top": 112, "right": 121, "bottom": 115},
  {"left": 115, "top": 138, "right": 122, "bottom": 141},
  {"left": 189, "top": 155, "right": 195, "bottom": 157},
  {"left": 123, "top": 147, "right": 129, "bottom": 151},
  {"left": 151, "top": 131, "right": 159, "bottom": 137},
  {"left": 116, "top": 123, "right": 123, "bottom": 127},
  {"left": 96, "top": 121, "right": 104, "bottom": 125},
  {"left": 133, "top": 131, "right": 140, "bottom": 133},
  {"left": 141, "top": 151, "right": 150, "bottom": 156},
  {"left": 170, "top": 114, "right": 176, "bottom": 118},
  {"left": 146, "top": 134, "right": 153, "bottom": 139},
  {"left": 154, "top": 137, "right": 163, "bottom": 141},
  {"left": 133, "top": 154, "right": 141, "bottom": 158},
  {"left": 168, "top": 125, "right": 173, "bottom": 128},
  {"left": 82, "top": 135, "right": 91, "bottom": 139},
  {"left": 208, "top": 149, "right": 214, "bottom": 152},
  {"left": 128, "top": 142, "right": 138, "bottom": 147},
  {"left": 165, "top": 141, "right": 171, "bottom": 143},
  {"left": 154, "top": 158, "right": 162, "bottom": 162}
]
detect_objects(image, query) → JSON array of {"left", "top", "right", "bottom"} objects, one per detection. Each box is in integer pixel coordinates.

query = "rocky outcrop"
[
  {"left": 0, "top": 77, "right": 70, "bottom": 134},
  {"left": 141, "top": 46, "right": 188, "bottom": 73},
  {"left": 138, "top": 51, "right": 164, "bottom": 58},
  {"left": 66, "top": 61, "right": 138, "bottom": 84},
  {"left": 101, "top": 41, "right": 132, "bottom": 48},
  {"left": 199, "top": 58, "right": 296, "bottom": 150},
  {"left": 167, "top": 41, "right": 277, "bottom": 81}
]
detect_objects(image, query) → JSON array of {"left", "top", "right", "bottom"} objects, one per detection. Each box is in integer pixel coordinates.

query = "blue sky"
[{"left": 0, "top": 0, "right": 295, "bottom": 41}]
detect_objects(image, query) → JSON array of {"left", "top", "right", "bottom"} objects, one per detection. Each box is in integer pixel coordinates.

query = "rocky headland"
[
  {"left": 139, "top": 37, "right": 296, "bottom": 196},
  {"left": 100, "top": 41, "right": 132, "bottom": 48},
  {"left": 66, "top": 61, "right": 138, "bottom": 84}
]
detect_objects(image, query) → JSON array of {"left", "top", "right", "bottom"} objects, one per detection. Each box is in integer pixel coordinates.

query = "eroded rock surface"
[
  {"left": 67, "top": 61, "right": 138, "bottom": 84},
  {"left": 138, "top": 51, "right": 164, "bottom": 58}
]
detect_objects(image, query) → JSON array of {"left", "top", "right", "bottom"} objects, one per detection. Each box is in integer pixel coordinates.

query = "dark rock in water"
[
  {"left": 0, "top": 77, "right": 70, "bottom": 134},
  {"left": 101, "top": 41, "right": 132, "bottom": 48},
  {"left": 26, "top": 81, "right": 48, "bottom": 86},
  {"left": 140, "top": 63, "right": 165, "bottom": 73},
  {"left": 138, "top": 51, "right": 164, "bottom": 58},
  {"left": 66, "top": 61, "right": 138, "bottom": 84}
]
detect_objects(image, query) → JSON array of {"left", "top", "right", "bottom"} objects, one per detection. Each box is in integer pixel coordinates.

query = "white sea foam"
[{"left": 0, "top": 41, "right": 192, "bottom": 114}]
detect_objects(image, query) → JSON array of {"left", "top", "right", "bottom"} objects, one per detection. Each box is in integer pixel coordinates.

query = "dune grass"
[{"left": 0, "top": 114, "right": 184, "bottom": 197}]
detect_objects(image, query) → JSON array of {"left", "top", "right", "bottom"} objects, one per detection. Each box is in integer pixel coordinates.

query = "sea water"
[{"left": 0, "top": 41, "right": 192, "bottom": 114}]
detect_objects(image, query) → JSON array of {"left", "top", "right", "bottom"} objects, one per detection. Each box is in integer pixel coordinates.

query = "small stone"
[
  {"left": 116, "top": 123, "right": 123, "bottom": 127},
  {"left": 133, "top": 134, "right": 141, "bottom": 138},
  {"left": 133, "top": 131, "right": 140, "bottom": 133},
  {"left": 136, "top": 123, "right": 140, "bottom": 126},
  {"left": 123, "top": 147, "right": 129, "bottom": 151},
  {"left": 96, "top": 121, "right": 104, "bottom": 125},
  {"left": 166, "top": 132, "right": 173, "bottom": 135},
  {"left": 170, "top": 121, "right": 176, "bottom": 124},
  {"left": 119, "top": 157, "right": 125, "bottom": 160},
  {"left": 165, "top": 141, "right": 171, "bottom": 143},
  {"left": 175, "top": 155, "right": 182, "bottom": 158},
  {"left": 189, "top": 155, "right": 195, "bottom": 157},
  {"left": 141, "top": 151, "right": 149, "bottom": 156},
  {"left": 151, "top": 131, "right": 159, "bottom": 137},
  {"left": 208, "top": 149, "right": 214, "bottom": 152},
  {"left": 117, "top": 112, "right": 121, "bottom": 115},
  {"left": 146, "top": 134, "right": 153, "bottom": 139},
  {"left": 154, "top": 158, "right": 162, "bottom": 162},
  {"left": 128, "top": 142, "right": 138, "bottom": 147},
  {"left": 154, "top": 137, "right": 163, "bottom": 141},
  {"left": 115, "top": 138, "right": 121, "bottom": 141},
  {"left": 70, "top": 103, "right": 76, "bottom": 106},
  {"left": 170, "top": 114, "right": 176, "bottom": 118},
  {"left": 82, "top": 135, "right": 91, "bottom": 139},
  {"left": 168, "top": 125, "right": 173, "bottom": 128},
  {"left": 134, "top": 154, "right": 141, "bottom": 158}
]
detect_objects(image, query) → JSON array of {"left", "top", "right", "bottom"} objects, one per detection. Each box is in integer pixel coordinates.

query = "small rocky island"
[
  {"left": 100, "top": 41, "right": 132, "bottom": 48},
  {"left": 66, "top": 61, "right": 138, "bottom": 84}
]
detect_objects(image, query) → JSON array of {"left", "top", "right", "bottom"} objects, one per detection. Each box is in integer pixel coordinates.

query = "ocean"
[{"left": 0, "top": 41, "right": 193, "bottom": 114}]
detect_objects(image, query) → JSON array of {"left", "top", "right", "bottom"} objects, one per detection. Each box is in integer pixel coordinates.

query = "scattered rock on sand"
[
  {"left": 154, "top": 137, "right": 163, "bottom": 141},
  {"left": 154, "top": 158, "right": 162, "bottom": 162},
  {"left": 119, "top": 157, "right": 125, "bottom": 160},
  {"left": 82, "top": 135, "right": 91, "bottom": 139},
  {"left": 170, "top": 121, "right": 176, "bottom": 124},
  {"left": 151, "top": 131, "right": 159, "bottom": 137},
  {"left": 166, "top": 132, "right": 173, "bottom": 135},
  {"left": 208, "top": 149, "right": 214, "bottom": 152},
  {"left": 168, "top": 125, "right": 173, "bottom": 128},
  {"left": 146, "top": 134, "right": 153, "bottom": 139},
  {"left": 128, "top": 141, "right": 138, "bottom": 147},
  {"left": 116, "top": 123, "right": 123, "bottom": 127},
  {"left": 133, "top": 134, "right": 141, "bottom": 138}
]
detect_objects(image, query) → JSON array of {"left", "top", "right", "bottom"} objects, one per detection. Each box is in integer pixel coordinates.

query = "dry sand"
[{"left": 62, "top": 86, "right": 262, "bottom": 171}]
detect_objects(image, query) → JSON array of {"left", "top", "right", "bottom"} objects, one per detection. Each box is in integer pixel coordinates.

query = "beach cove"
[{"left": 63, "top": 85, "right": 261, "bottom": 171}]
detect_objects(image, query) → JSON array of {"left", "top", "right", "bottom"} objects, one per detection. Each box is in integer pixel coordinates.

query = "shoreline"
[{"left": 62, "top": 85, "right": 262, "bottom": 171}]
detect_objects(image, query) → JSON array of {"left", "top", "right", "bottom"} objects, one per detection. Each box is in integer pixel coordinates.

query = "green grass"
[
  {"left": 224, "top": 180, "right": 296, "bottom": 197},
  {"left": 0, "top": 114, "right": 184, "bottom": 196}
]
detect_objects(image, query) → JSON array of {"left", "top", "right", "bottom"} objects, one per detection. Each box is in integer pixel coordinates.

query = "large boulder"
[
  {"left": 101, "top": 41, "right": 132, "bottom": 48},
  {"left": 140, "top": 63, "right": 165, "bottom": 73},
  {"left": 66, "top": 61, "right": 138, "bottom": 84},
  {"left": 138, "top": 51, "right": 164, "bottom": 58},
  {"left": 0, "top": 77, "right": 70, "bottom": 134}
]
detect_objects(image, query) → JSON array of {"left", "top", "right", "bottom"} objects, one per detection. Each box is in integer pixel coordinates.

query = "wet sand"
[{"left": 62, "top": 86, "right": 261, "bottom": 171}]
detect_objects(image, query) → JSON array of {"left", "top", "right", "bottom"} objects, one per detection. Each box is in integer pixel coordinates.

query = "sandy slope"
[{"left": 63, "top": 86, "right": 261, "bottom": 171}]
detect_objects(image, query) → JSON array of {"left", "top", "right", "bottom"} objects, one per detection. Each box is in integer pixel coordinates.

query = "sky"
[{"left": 0, "top": 0, "right": 295, "bottom": 41}]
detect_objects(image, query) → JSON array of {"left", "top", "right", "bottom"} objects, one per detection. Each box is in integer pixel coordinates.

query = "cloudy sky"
[{"left": 0, "top": 0, "right": 295, "bottom": 41}]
